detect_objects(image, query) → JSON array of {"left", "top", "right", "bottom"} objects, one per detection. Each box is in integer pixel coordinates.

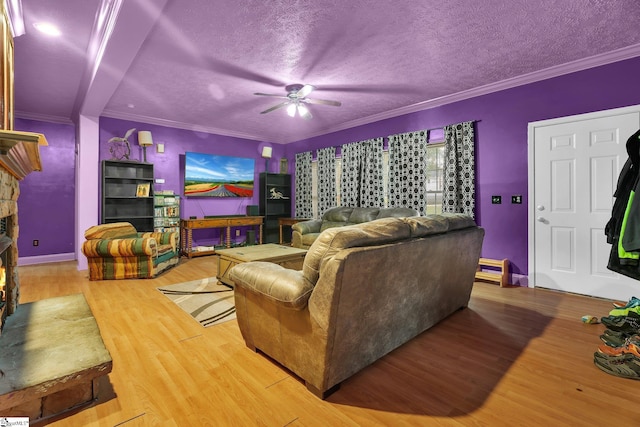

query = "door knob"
[
  {"left": 537, "top": 205, "right": 545, "bottom": 211},
  {"left": 537, "top": 216, "right": 545, "bottom": 222}
]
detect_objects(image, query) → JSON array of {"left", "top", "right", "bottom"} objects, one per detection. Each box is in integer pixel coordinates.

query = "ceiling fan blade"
[
  {"left": 305, "top": 98, "right": 342, "bottom": 107},
  {"left": 316, "top": 84, "right": 415, "bottom": 94},
  {"left": 297, "top": 84, "right": 315, "bottom": 98},
  {"left": 260, "top": 102, "right": 289, "bottom": 114},
  {"left": 254, "top": 92, "right": 288, "bottom": 98},
  {"left": 205, "top": 57, "right": 285, "bottom": 87}
]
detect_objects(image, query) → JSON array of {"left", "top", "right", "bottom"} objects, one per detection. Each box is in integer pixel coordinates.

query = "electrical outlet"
[
  {"left": 491, "top": 196, "right": 502, "bottom": 204},
  {"left": 33, "top": 239, "right": 39, "bottom": 246},
  {"left": 235, "top": 229, "right": 240, "bottom": 237},
  {"left": 512, "top": 195, "right": 523, "bottom": 204}
]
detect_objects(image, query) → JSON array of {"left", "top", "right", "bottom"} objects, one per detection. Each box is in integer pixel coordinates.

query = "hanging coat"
[{"left": 607, "top": 128, "right": 640, "bottom": 279}]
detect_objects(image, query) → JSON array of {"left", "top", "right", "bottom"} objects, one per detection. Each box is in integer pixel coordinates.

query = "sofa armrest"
[
  {"left": 230, "top": 262, "right": 313, "bottom": 310},
  {"left": 292, "top": 219, "right": 322, "bottom": 235},
  {"left": 140, "top": 231, "right": 178, "bottom": 252},
  {"left": 82, "top": 237, "right": 156, "bottom": 258}
]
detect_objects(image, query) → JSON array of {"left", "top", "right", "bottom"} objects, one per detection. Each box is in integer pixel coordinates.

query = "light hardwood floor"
[{"left": 14, "top": 257, "right": 640, "bottom": 426}]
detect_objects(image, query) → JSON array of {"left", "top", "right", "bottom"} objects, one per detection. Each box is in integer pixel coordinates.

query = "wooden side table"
[
  {"left": 278, "top": 217, "right": 310, "bottom": 244},
  {"left": 180, "top": 216, "right": 263, "bottom": 258}
]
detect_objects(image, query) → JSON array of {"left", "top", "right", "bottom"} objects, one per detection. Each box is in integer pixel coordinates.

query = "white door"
[{"left": 528, "top": 105, "right": 640, "bottom": 301}]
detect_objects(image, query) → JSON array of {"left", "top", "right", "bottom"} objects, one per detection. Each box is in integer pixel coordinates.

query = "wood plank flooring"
[{"left": 14, "top": 257, "right": 640, "bottom": 426}]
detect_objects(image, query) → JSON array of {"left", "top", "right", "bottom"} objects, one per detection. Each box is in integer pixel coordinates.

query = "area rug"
[{"left": 157, "top": 277, "right": 236, "bottom": 327}]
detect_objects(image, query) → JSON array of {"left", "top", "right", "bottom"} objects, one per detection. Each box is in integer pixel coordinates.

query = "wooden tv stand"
[{"left": 180, "top": 216, "right": 264, "bottom": 258}]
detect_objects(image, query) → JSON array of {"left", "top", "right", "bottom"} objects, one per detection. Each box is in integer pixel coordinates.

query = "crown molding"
[
  {"left": 14, "top": 111, "right": 74, "bottom": 125},
  {"left": 100, "top": 109, "right": 266, "bottom": 142}
]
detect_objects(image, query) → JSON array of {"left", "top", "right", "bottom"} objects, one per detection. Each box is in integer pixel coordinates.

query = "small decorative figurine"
[
  {"left": 108, "top": 128, "right": 136, "bottom": 160},
  {"left": 269, "top": 187, "right": 289, "bottom": 199}
]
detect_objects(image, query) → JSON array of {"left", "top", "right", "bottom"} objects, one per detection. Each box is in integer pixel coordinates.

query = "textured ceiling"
[{"left": 13, "top": 0, "right": 640, "bottom": 143}]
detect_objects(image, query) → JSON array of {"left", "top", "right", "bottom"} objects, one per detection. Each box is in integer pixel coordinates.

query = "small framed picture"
[
  {"left": 279, "top": 158, "right": 288, "bottom": 174},
  {"left": 136, "top": 183, "right": 150, "bottom": 197}
]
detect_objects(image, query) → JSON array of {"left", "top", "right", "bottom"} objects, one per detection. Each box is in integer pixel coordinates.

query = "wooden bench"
[
  {"left": 0, "top": 293, "right": 112, "bottom": 422},
  {"left": 475, "top": 258, "right": 510, "bottom": 287}
]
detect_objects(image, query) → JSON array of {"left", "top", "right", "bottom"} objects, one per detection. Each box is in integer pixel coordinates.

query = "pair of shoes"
[
  {"left": 597, "top": 339, "right": 640, "bottom": 358},
  {"left": 612, "top": 296, "right": 640, "bottom": 309},
  {"left": 600, "top": 329, "right": 635, "bottom": 348},
  {"left": 600, "top": 311, "right": 640, "bottom": 333},
  {"left": 593, "top": 351, "right": 640, "bottom": 379}
]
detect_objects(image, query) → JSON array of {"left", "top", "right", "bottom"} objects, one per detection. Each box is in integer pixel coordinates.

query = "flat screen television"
[{"left": 184, "top": 152, "right": 255, "bottom": 197}]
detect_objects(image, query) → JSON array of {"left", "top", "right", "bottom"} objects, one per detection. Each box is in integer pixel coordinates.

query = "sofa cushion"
[
  {"left": 403, "top": 215, "right": 450, "bottom": 237},
  {"left": 349, "top": 207, "right": 380, "bottom": 223},
  {"left": 301, "top": 232, "right": 321, "bottom": 247},
  {"left": 155, "top": 244, "right": 176, "bottom": 263},
  {"left": 303, "top": 217, "right": 411, "bottom": 285},
  {"left": 321, "top": 221, "right": 347, "bottom": 231},
  {"left": 403, "top": 214, "right": 476, "bottom": 238},
  {"left": 444, "top": 213, "right": 477, "bottom": 231},
  {"left": 322, "top": 207, "right": 354, "bottom": 222},
  {"left": 84, "top": 222, "right": 138, "bottom": 240},
  {"left": 376, "top": 207, "right": 419, "bottom": 219}
]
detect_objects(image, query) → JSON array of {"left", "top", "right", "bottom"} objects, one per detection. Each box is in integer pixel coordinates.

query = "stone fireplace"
[
  {"left": 0, "top": 131, "right": 113, "bottom": 423},
  {"left": 0, "top": 129, "right": 50, "bottom": 334},
  {"left": 0, "top": 166, "right": 21, "bottom": 335}
]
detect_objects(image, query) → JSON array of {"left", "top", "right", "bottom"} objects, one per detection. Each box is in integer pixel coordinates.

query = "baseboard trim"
[{"left": 18, "top": 253, "right": 75, "bottom": 266}]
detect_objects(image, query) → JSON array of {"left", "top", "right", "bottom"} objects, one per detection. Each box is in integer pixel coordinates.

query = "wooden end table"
[{"left": 216, "top": 243, "right": 308, "bottom": 287}]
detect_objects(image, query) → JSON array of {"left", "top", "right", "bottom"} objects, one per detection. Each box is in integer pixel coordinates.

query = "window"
[
  {"left": 309, "top": 133, "right": 444, "bottom": 215},
  {"left": 424, "top": 143, "right": 445, "bottom": 214}
]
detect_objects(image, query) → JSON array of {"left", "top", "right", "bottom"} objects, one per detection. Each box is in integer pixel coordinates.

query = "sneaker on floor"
[
  {"left": 593, "top": 352, "right": 640, "bottom": 379},
  {"left": 612, "top": 296, "right": 640, "bottom": 309},
  {"left": 600, "top": 311, "right": 640, "bottom": 333},
  {"left": 609, "top": 305, "right": 640, "bottom": 317},
  {"left": 597, "top": 341, "right": 640, "bottom": 358},
  {"left": 600, "top": 329, "right": 634, "bottom": 348}
]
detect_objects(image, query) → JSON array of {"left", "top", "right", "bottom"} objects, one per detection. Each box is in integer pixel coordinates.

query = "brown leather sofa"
[
  {"left": 291, "top": 206, "right": 419, "bottom": 249},
  {"left": 230, "top": 213, "right": 484, "bottom": 398}
]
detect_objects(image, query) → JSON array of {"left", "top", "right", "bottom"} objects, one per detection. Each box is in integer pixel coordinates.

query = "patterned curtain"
[
  {"left": 316, "top": 147, "right": 336, "bottom": 216},
  {"left": 442, "top": 121, "right": 475, "bottom": 218},
  {"left": 340, "top": 138, "right": 384, "bottom": 207},
  {"left": 388, "top": 130, "right": 428, "bottom": 214},
  {"left": 295, "top": 151, "right": 313, "bottom": 218}
]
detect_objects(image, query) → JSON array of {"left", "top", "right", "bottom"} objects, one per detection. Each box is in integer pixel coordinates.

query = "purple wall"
[
  {"left": 286, "top": 58, "right": 640, "bottom": 275},
  {"left": 99, "top": 117, "right": 274, "bottom": 246},
  {"left": 15, "top": 57, "right": 640, "bottom": 276},
  {"left": 16, "top": 118, "right": 76, "bottom": 257},
  {"left": 285, "top": 57, "right": 640, "bottom": 278}
]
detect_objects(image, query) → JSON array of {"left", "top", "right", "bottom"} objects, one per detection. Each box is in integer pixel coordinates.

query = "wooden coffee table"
[{"left": 216, "top": 243, "right": 308, "bottom": 287}]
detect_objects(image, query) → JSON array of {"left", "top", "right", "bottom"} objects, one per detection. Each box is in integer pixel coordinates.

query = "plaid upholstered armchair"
[{"left": 82, "top": 222, "right": 180, "bottom": 280}]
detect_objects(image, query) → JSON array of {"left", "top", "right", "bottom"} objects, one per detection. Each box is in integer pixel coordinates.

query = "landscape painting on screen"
[{"left": 184, "top": 152, "right": 255, "bottom": 197}]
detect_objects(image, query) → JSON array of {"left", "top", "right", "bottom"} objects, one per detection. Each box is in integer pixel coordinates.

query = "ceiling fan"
[{"left": 254, "top": 84, "right": 341, "bottom": 119}]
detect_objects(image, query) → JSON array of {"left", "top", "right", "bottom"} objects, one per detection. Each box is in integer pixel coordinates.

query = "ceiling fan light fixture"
[
  {"left": 297, "top": 104, "right": 312, "bottom": 120},
  {"left": 287, "top": 103, "right": 297, "bottom": 117}
]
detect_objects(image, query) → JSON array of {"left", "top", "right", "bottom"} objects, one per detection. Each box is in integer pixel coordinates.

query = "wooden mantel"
[{"left": 0, "top": 130, "right": 48, "bottom": 180}]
